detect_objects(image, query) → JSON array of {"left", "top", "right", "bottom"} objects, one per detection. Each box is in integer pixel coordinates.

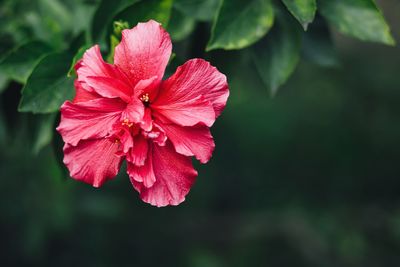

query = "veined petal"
[
  {"left": 152, "top": 95, "right": 215, "bottom": 127},
  {"left": 76, "top": 45, "right": 133, "bottom": 100},
  {"left": 160, "top": 123, "right": 215, "bottom": 164},
  {"left": 120, "top": 99, "right": 145, "bottom": 124},
  {"left": 152, "top": 58, "right": 229, "bottom": 118},
  {"left": 127, "top": 143, "right": 155, "bottom": 188},
  {"left": 140, "top": 108, "right": 153, "bottom": 132},
  {"left": 57, "top": 98, "right": 125, "bottom": 146},
  {"left": 126, "top": 135, "right": 148, "bottom": 166},
  {"left": 63, "top": 138, "right": 122, "bottom": 187},
  {"left": 73, "top": 80, "right": 101, "bottom": 103},
  {"left": 85, "top": 76, "right": 132, "bottom": 102},
  {"left": 132, "top": 142, "right": 197, "bottom": 207},
  {"left": 114, "top": 20, "right": 172, "bottom": 86}
]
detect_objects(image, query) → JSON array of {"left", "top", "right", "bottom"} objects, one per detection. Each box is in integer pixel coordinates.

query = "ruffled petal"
[
  {"left": 127, "top": 143, "right": 155, "bottom": 188},
  {"left": 120, "top": 99, "right": 145, "bottom": 124},
  {"left": 140, "top": 108, "right": 153, "bottom": 132},
  {"left": 57, "top": 98, "right": 125, "bottom": 146},
  {"left": 63, "top": 138, "right": 122, "bottom": 187},
  {"left": 143, "top": 122, "right": 167, "bottom": 146},
  {"left": 126, "top": 135, "right": 148, "bottom": 166},
  {"left": 152, "top": 58, "right": 229, "bottom": 120},
  {"left": 132, "top": 142, "right": 197, "bottom": 207},
  {"left": 114, "top": 20, "right": 172, "bottom": 86},
  {"left": 85, "top": 76, "right": 131, "bottom": 102},
  {"left": 73, "top": 80, "right": 101, "bottom": 103},
  {"left": 76, "top": 45, "right": 133, "bottom": 100},
  {"left": 152, "top": 95, "right": 215, "bottom": 127},
  {"left": 160, "top": 123, "right": 215, "bottom": 164}
]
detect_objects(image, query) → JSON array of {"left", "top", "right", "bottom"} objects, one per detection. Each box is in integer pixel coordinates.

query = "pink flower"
[{"left": 56, "top": 20, "right": 229, "bottom": 207}]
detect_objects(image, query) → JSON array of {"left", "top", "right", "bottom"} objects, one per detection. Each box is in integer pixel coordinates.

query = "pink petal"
[
  {"left": 76, "top": 45, "right": 133, "bottom": 100},
  {"left": 140, "top": 108, "right": 153, "bottom": 132},
  {"left": 152, "top": 95, "right": 215, "bottom": 127},
  {"left": 112, "top": 126, "right": 133, "bottom": 153},
  {"left": 63, "top": 138, "right": 122, "bottom": 187},
  {"left": 73, "top": 80, "right": 101, "bottom": 103},
  {"left": 121, "top": 99, "right": 145, "bottom": 124},
  {"left": 126, "top": 135, "right": 148, "bottom": 166},
  {"left": 85, "top": 76, "right": 132, "bottom": 102},
  {"left": 160, "top": 123, "right": 215, "bottom": 164},
  {"left": 114, "top": 20, "right": 172, "bottom": 86},
  {"left": 152, "top": 58, "right": 229, "bottom": 119},
  {"left": 132, "top": 142, "right": 198, "bottom": 207},
  {"left": 133, "top": 76, "right": 159, "bottom": 101},
  {"left": 127, "top": 143, "right": 155, "bottom": 188},
  {"left": 57, "top": 98, "right": 125, "bottom": 146},
  {"left": 143, "top": 122, "right": 167, "bottom": 146}
]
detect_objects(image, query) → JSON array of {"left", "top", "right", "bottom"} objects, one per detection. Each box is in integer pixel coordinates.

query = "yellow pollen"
[
  {"left": 140, "top": 93, "right": 150, "bottom": 103},
  {"left": 122, "top": 118, "right": 133, "bottom": 127}
]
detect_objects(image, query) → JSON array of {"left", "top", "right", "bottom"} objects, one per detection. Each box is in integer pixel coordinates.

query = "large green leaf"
[
  {"left": 19, "top": 52, "right": 74, "bottom": 113},
  {"left": 282, "top": 0, "right": 316, "bottom": 30},
  {"left": 168, "top": 7, "right": 196, "bottom": 42},
  {"left": 302, "top": 17, "right": 338, "bottom": 67},
  {"left": 114, "top": 0, "right": 173, "bottom": 29},
  {"left": 252, "top": 12, "right": 301, "bottom": 95},
  {"left": 0, "top": 41, "right": 51, "bottom": 84},
  {"left": 174, "top": 0, "right": 220, "bottom": 21},
  {"left": 207, "top": 0, "right": 274, "bottom": 51},
  {"left": 319, "top": 0, "right": 395, "bottom": 45},
  {"left": 91, "top": 0, "right": 139, "bottom": 42}
]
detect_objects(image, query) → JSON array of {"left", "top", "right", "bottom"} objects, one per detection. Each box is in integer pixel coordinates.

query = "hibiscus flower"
[{"left": 57, "top": 20, "right": 229, "bottom": 207}]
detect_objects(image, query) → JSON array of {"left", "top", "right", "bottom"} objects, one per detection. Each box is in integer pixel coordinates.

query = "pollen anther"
[
  {"left": 122, "top": 118, "right": 133, "bottom": 127},
  {"left": 140, "top": 93, "right": 150, "bottom": 103}
]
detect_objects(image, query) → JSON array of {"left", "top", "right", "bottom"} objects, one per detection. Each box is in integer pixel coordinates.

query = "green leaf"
[
  {"left": 0, "top": 41, "right": 51, "bottom": 84},
  {"left": 174, "top": 0, "right": 220, "bottom": 21},
  {"left": 302, "top": 17, "right": 339, "bottom": 67},
  {"left": 91, "top": 0, "right": 139, "bottom": 42},
  {"left": 107, "top": 20, "right": 131, "bottom": 63},
  {"left": 207, "top": 0, "right": 275, "bottom": 51},
  {"left": 251, "top": 12, "right": 301, "bottom": 96},
  {"left": 168, "top": 7, "right": 196, "bottom": 42},
  {"left": 281, "top": 0, "right": 316, "bottom": 30},
  {"left": 114, "top": 0, "right": 173, "bottom": 28},
  {"left": 19, "top": 52, "right": 74, "bottom": 113},
  {"left": 319, "top": 0, "right": 395, "bottom": 45}
]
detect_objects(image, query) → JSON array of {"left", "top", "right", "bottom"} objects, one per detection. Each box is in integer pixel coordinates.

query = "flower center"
[{"left": 140, "top": 93, "right": 150, "bottom": 107}]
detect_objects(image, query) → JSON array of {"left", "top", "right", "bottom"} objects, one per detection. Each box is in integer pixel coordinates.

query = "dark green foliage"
[
  {"left": 207, "top": 0, "right": 275, "bottom": 51},
  {"left": 282, "top": 0, "right": 316, "bottom": 30},
  {"left": 319, "top": 0, "right": 395, "bottom": 45},
  {"left": 0, "top": 41, "right": 51, "bottom": 84},
  {"left": 0, "top": 0, "right": 396, "bottom": 106},
  {"left": 18, "top": 52, "right": 74, "bottom": 113},
  {"left": 252, "top": 11, "right": 301, "bottom": 96}
]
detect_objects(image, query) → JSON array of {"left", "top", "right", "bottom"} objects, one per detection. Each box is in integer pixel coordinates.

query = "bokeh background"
[{"left": 1, "top": 0, "right": 400, "bottom": 266}]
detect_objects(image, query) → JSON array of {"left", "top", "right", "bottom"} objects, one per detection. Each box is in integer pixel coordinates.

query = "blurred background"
[{"left": 1, "top": 0, "right": 400, "bottom": 266}]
